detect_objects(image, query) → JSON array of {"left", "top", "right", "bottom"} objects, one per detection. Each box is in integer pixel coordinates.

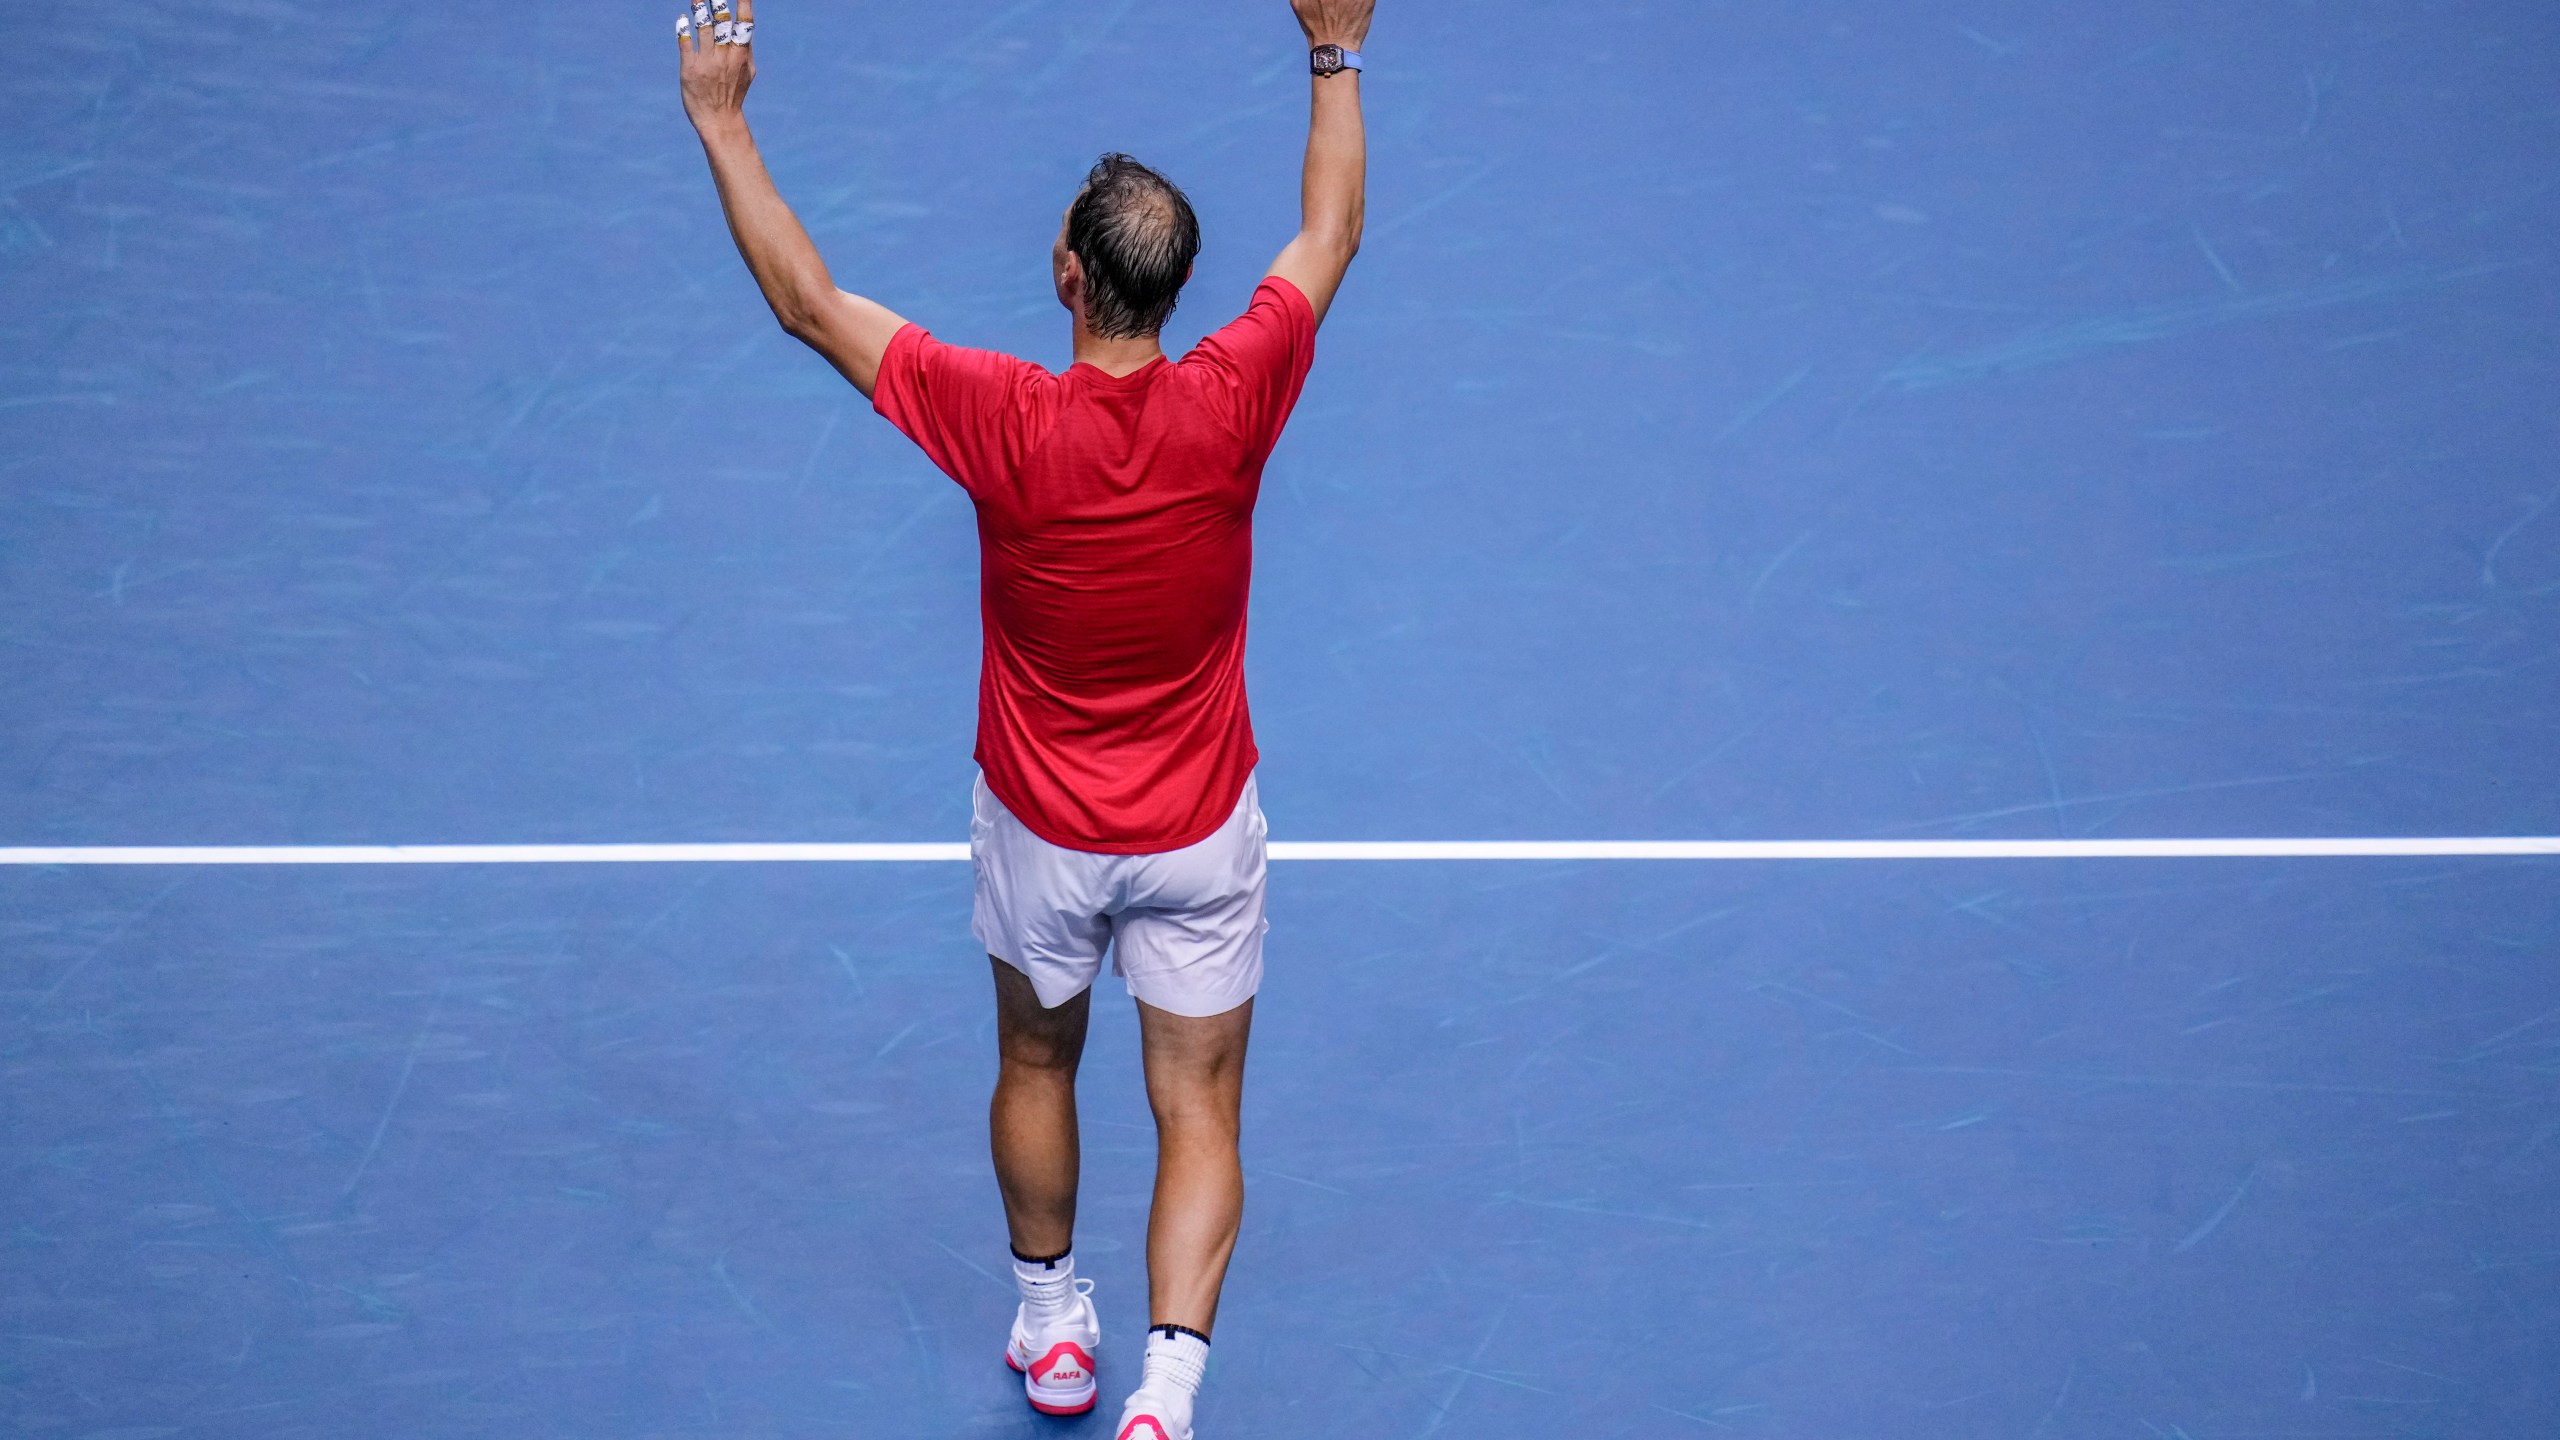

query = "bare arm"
[
  {"left": 679, "top": 1, "right": 906, "bottom": 397},
  {"left": 1267, "top": 0, "right": 1374, "bottom": 328}
]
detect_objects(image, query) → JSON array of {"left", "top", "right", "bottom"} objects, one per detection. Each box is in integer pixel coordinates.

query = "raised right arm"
[
  {"left": 1267, "top": 0, "right": 1374, "bottom": 328},
  {"left": 681, "top": 1, "right": 907, "bottom": 398}
]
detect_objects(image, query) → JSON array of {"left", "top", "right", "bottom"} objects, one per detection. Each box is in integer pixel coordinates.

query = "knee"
[
  {"left": 994, "top": 981, "right": 1089, "bottom": 1075},
  {"left": 1000, "top": 1036, "right": 1084, "bottom": 1076},
  {"left": 1148, "top": 1088, "right": 1242, "bottom": 1143}
]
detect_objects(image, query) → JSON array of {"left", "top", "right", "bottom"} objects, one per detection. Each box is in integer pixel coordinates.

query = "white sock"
[
  {"left": 1140, "top": 1325, "right": 1209, "bottom": 1406},
  {"left": 1013, "top": 1251, "right": 1076, "bottom": 1323}
]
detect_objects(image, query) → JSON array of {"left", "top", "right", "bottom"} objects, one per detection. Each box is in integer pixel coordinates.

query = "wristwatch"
[{"left": 1309, "top": 44, "right": 1364, "bottom": 76}]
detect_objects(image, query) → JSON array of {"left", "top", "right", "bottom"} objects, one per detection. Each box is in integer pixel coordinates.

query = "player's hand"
[
  {"left": 1290, "top": 0, "right": 1373, "bottom": 51},
  {"left": 678, "top": 0, "right": 757, "bottom": 128}
]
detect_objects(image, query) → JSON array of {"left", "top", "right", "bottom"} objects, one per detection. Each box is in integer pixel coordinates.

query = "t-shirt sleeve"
[
  {"left": 871, "top": 324, "right": 1051, "bottom": 496},
  {"left": 1184, "top": 277, "right": 1319, "bottom": 461}
]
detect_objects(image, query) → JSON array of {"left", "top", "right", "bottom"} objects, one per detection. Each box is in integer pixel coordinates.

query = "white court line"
[{"left": 0, "top": 838, "right": 2556, "bottom": 866}]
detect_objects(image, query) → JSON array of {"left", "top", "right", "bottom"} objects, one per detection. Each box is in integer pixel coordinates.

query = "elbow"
[
  {"left": 774, "top": 305, "right": 822, "bottom": 343},
  {"left": 769, "top": 283, "right": 832, "bottom": 343}
]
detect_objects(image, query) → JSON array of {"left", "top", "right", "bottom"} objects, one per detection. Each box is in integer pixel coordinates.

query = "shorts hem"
[
  {"left": 1121, "top": 942, "right": 1265, "bottom": 1019},
  {"left": 1121, "top": 980, "right": 1261, "bottom": 1019},
  {"left": 986, "top": 947, "right": 1103, "bottom": 1010}
]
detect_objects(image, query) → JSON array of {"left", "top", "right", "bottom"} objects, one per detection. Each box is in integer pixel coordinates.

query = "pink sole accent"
[
  {"left": 1117, "top": 1415, "right": 1174, "bottom": 1440},
  {"left": 1010, "top": 1341, "right": 1098, "bottom": 1415},
  {"left": 1028, "top": 1340, "right": 1095, "bottom": 1383}
]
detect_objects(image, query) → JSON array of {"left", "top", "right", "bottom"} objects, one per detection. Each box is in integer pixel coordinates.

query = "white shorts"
[{"left": 970, "top": 772, "right": 1268, "bottom": 1018}]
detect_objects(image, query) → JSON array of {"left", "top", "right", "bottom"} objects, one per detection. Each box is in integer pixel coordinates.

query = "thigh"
[
  {"left": 1111, "top": 779, "right": 1268, "bottom": 1020},
  {"left": 991, "top": 955, "right": 1091, "bottom": 1070},
  {"left": 1111, "top": 884, "right": 1264, "bottom": 1020},
  {"left": 1136, "top": 991, "right": 1254, "bottom": 1121},
  {"left": 973, "top": 773, "right": 1114, "bottom": 1008}
]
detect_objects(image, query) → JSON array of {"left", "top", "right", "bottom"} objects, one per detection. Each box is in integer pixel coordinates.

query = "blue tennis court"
[{"left": 5, "top": 2, "right": 2557, "bottom": 1435}]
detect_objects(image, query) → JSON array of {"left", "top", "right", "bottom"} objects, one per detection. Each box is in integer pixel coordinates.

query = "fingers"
[
  {"left": 680, "top": 0, "right": 750, "bottom": 50},
  {"left": 675, "top": 0, "right": 750, "bottom": 67}
]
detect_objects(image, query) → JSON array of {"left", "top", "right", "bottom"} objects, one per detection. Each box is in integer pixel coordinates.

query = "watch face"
[{"left": 1311, "top": 44, "right": 1342, "bottom": 74}]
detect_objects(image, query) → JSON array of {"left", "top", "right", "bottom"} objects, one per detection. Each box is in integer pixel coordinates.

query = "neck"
[{"left": 1071, "top": 319, "right": 1167, "bottom": 378}]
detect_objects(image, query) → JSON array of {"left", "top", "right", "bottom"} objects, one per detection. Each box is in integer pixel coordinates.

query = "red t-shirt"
[{"left": 873, "top": 277, "right": 1317, "bottom": 853}]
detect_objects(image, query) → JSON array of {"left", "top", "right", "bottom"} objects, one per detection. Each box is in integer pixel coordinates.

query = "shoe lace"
[{"left": 1022, "top": 1273, "right": 1094, "bottom": 1326}]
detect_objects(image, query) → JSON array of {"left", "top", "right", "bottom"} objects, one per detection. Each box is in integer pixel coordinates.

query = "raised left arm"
[
  {"left": 1268, "top": 0, "right": 1373, "bottom": 328},
  {"left": 680, "top": 1, "right": 906, "bottom": 397}
]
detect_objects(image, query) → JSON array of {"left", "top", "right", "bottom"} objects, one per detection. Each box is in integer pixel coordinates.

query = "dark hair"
[{"left": 1065, "top": 154, "right": 1201, "bottom": 340}]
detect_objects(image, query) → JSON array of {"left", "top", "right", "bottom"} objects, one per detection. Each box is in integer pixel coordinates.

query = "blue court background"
[{"left": 3, "top": 1, "right": 2556, "bottom": 1435}]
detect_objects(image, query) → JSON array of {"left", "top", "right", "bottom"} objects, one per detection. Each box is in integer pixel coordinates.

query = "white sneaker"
[
  {"left": 1003, "top": 1277, "right": 1100, "bottom": 1416},
  {"left": 1113, "top": 1385, "right": 1193, "bottom": 1440}
]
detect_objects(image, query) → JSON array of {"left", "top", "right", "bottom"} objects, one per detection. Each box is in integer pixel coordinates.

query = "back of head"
[{"left": 1066, "top": 154, "right": 1201, "bottom": 341}]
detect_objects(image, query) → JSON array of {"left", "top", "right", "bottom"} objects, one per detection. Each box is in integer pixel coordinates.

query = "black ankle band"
[
  {"left": 1149, "top": 1323, "right": 1212, "bottom": 1346},
  {"left": 1010, "top": 1244, "right": 1071, "bottom": 1269}
]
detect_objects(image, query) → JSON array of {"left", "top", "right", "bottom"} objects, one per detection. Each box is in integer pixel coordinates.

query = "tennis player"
[{"left": 679, "top": 1, "right": 1371, "bottom": 1432}]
